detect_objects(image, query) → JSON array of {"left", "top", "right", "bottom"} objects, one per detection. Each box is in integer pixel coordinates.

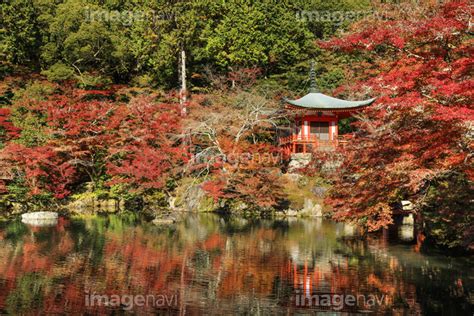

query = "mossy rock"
[
  {"left": 174, "top": 178, "right": 219, "bottom": 212},
  {"left": 143, "top": 191, "right": 168, "bottom": 206},
  {"left": 67, "top": 193, "right": 120, "bottom": 214},
  {"left": 152, "top": 218, "right": 175, "bottom": 226},
  {"left": 282, "top": 174, "right": 330, "bottom": 212},
  {"left": 198, "top": 195, "right": 219, "bottom": 213}
]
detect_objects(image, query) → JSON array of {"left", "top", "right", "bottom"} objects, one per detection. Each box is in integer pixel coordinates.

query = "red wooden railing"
[
  {"left": 279, "top": 134, "right": 354, "bottom": 144},
  {"left": 279, "top": 134, "right": 314, "bottom": 145},
  {"left": 278, "top": 134, "right": 354, "bottom": 153}
]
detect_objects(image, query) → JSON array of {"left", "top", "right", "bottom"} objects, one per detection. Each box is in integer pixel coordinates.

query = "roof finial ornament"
[{"left": 309, "top": 60, "right": 319, "bottom": 93}]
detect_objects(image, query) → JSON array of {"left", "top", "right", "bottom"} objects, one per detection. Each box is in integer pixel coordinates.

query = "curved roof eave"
[{"left": 284, "top": 92, "right": 376, "bottom": 110}]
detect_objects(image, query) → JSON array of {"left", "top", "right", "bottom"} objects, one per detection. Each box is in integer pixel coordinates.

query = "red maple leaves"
[
  {"left": 1, "top": 89, "right": 188, "bottom": 198},
  {"left": 2, "top": 143, "right": 76, "bottom": 198},
  {"left": 322, "top": 1, "right": 473, "bottom": 231},
  {"left": 0, "top": 108, "right": 20, "bottom": 142},
  {"left": 201, "top": 138, "right": 285, "bottom": 210}
]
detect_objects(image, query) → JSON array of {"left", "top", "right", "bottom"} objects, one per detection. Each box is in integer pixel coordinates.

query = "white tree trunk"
[{"left": 180, "top": 50, "right": 187, "bottom": 116}]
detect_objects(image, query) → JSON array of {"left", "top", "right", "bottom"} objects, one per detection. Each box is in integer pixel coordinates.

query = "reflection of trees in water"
[
  {"left": 0, "top": 215, "right": 471, "bottom": 314},
  {"left": 339, "top": 235, "right": 473, "bottom": 314}
]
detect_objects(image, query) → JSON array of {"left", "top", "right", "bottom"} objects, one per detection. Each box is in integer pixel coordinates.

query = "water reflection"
[{"left": 0, "top": 214, "right": 472, "bottom": 314}]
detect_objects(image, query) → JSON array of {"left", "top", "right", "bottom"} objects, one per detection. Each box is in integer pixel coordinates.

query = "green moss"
[
  {"left": 283, "top": 174, "right": 329, "bottom": 210},
  {"left": 173, "top": 177, "right": 195, "bottom": 207},
  {"left": 143, "top": 191, "right": 168, "bottom": 207},
  {"left": 71, "top": 186, "right": 112, "bottom": 201},
  {"left": 174, "top": 177, "right": 218, "bottom": 213},
  {"left": 198, "top": 195, "right": 218, "bottom": 213}
]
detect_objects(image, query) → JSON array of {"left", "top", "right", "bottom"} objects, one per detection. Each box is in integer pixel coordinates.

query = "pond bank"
[{"left": 1, "top": 172, "right": 471, "bottom": 255}]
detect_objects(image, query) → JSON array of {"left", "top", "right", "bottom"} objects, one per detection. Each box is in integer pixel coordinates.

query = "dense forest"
[
  {"left": 0, "top": 0, "right": 472, "bottom": 252},
  {"left": 2, "top": 0, "right": 372, "bottom": 88}
]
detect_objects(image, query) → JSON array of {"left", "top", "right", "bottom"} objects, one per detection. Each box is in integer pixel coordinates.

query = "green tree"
[
  {"left": 1, "top": 0, "right": 43, "bottom": 68},
  {"left": 201, "top": 1, "right": 313, "bottom": 74}
]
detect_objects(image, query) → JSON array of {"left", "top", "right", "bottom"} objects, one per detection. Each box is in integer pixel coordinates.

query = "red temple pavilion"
[{"left": 280, "top": 64, "right": 375, "bottom": 155}]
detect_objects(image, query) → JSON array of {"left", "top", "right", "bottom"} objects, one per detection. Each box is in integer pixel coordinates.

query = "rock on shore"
[{"left": 21, "top": 211, "right": 58, "bottom": 226}]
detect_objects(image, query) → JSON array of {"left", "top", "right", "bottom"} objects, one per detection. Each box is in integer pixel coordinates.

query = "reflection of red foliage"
[
  {"left": 0, "top": 218, "right": 436, "bottom": 314},
  {"left": 104, "top": 229, "right": 184, "bottom": 292},
  {"left": 57, "top": 217, "right": 69, "bottom": 232},
  {"left": 201, "top": 233, "right": 225, "bottom": 251},
  {"left": 415, "top": 232, "right": 426, "bottom": 253}
]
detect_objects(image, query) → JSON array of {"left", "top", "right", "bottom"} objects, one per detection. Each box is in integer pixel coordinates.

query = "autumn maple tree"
[
  {"left": 0, "top": 87, "right": 188, "bottom": 201},
  {"left": 0, "top": 108, "right": 19, "bottom": 146},
  {"left": 186, "top": 90, "right": 287, "bottom": 211},
  {"left": 320, "top": 1, "right": 473, "bottom": 249},
  {"left": 200, "top": 138, "right": 285, "bottom": 210},
  {"left": 106, "top": 95, "right": 189, "bottom": 192},
  {"left": 1, "top": 143, "right": 76, "bottom": 199},
  {"left": 0, "top": 108, "right": 20, "bottom": 193}
]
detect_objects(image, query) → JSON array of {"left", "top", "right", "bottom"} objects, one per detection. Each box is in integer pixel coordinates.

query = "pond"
[{"left": 0, "top": 214, "right": 472, "bottom": 315}]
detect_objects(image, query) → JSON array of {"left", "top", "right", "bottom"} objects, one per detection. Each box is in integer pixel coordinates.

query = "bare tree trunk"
[{"left": 179, "top": 50, "right": 187, "bottom": 116}]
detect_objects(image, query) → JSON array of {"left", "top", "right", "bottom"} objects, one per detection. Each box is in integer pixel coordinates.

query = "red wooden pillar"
[
  {"left": 303, "top": 143, "right": 306, "bottom": 153},
  {"left": 301, "top": 119, "right": 305, "bottom": 140},
  {"left": 304, "top": 260, "right": 308, "bottom": 293},
  {"left": 330, "top": 120, "right": 333, "bottom": 142},
  {"left": 293, "top": 262, "right": 298, "bottom": 288}
]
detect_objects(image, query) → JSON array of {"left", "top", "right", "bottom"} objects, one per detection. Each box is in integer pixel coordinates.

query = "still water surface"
[{"left": 0, "top": 214, "right": 472, "bottom": 315}]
